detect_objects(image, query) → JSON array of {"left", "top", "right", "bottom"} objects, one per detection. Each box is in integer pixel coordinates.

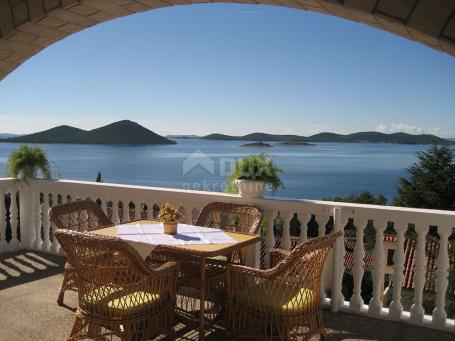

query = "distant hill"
[
  {"left": 203, "top": 131, "right": 453, "bottom": 145},
  {"left": 0, "top": 133, "right": 21, "bottom": 139},
  {"left": 0, "top": 120, "right": 176, "bottom": 145},
  {"left": 166, "top": 134, "right": 200, "bottom": 139}
]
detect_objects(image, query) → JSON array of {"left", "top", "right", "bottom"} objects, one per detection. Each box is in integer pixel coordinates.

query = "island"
[
  {"left": 203, "top": 131, "right": 454, "bottom": 145},
  {"left": 241, "top": 142, "right": 272, "bottom": 147},
  {"left": 0, "top": 120, "right": 176, "bottom": 145},
  {"left": 276, "top": 141, "right": 315, "bottom": 147}
]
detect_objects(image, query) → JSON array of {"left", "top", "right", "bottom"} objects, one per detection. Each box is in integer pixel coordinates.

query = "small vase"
[
  {"left": 163, "top": 221, "right": 178, "bottom": 234},
  {"left": 234, "top": 179, "right": 266, "bottom": 198}
]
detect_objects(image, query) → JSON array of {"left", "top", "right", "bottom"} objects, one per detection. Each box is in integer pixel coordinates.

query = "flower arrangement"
[
  {"left": 158, "top": 203, "right": 183, "bottom": 234},
  {"left": 158, "top": 203, "right": 183, "bottom": 223}
]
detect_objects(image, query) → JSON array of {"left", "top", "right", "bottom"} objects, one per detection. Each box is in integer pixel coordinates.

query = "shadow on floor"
[{"left": 0, "top": 250, "right": 65, "bottom": 290}]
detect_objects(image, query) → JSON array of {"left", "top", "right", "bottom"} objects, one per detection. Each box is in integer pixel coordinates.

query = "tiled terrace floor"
[{"left": 0, "top": 250, "right": 453, "bottom": 341}]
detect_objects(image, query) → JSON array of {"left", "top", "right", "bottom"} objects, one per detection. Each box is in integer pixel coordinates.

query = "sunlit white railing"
[{"left": 1, "top": 178, "right": 454, "bottom": 332}]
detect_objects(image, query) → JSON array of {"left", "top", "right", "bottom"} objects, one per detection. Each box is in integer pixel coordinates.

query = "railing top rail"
[{"left": 28, "top": 179, "right": 455, "bottom": 227}]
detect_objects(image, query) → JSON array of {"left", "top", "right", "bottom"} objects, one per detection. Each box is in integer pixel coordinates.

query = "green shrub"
[
  {"left": 225, "top": 153, "right": 284, "bottom": 193},
  {"left": 6, "top": 145, "right": 52, "bottom": 182}
]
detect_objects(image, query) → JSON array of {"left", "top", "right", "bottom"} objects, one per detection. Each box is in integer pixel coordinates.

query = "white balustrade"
[
  {"left": 389, "top": 221, "right": 406, "bottom": 319},
  {"left": 0, "top": 185, "right": 7, "bottom": 250},
  {"left": 0, "top": 178, "right": 454, "bottom": 332},
  {"left": 432, "top": 225, "right": 451, "bottom": 327},
  {"left": 350, "top": 217, "right": 367, "bottom": 311},
  {"left": 281, "top": 211, "right": 293, "bottom": 250},
  {"left": 369, "top": 219, "right": 387, "bottom": 315},
  {"left": 410, "top": 223, "right": 429, "bottom": 323}
]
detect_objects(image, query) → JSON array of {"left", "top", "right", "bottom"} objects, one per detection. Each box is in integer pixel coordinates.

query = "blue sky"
[{"left": 1, "top": 4, "right": 455, "bottom": 137}]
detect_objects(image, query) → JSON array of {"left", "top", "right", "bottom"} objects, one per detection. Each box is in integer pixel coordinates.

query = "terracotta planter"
[
  {"left": 163, "top": 221, "right": 178, "bottom": 234},
  {"left": 234, "top": 179, "right": 266, "bottom": 198}
]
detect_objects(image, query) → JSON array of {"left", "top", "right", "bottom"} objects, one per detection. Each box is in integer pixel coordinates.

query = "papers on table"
[{"left": 115, "top": 223, "right": 237, "bottom": 246}]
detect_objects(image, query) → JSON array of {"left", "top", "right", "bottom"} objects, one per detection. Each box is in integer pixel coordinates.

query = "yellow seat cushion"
[
  {"left": 82, "top": 285, "right": 161, "bottom": 317},
  {"left": 235, "top": 282, "right": 315, "bottom": 315}
]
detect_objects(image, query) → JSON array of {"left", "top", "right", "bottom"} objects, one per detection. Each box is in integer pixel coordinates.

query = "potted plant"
[
  {"left": 226, "top": 153, "right": 284, "bottom": 198},
  {"left": 6, "top": 145, "right": 53, "bottom": 182},
  {"left": 158, "top": 203, "right": 183, "bottom": 234}
]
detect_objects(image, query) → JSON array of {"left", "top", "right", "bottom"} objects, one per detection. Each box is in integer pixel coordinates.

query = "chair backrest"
[
  {"left": 49, "top": 199, "right": 111, "bottom": 232},
  {"left": 264, "top": 232, "right": 342, "bottom": 309},
  {"left": 55, "top": 229, "right": 165, "bottom": 318},
  {"left": 195, "top": 202, "right": 263, "bottom": 235}
]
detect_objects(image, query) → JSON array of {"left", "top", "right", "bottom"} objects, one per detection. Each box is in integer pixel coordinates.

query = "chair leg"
[
  {"left": 57, "top": 270, "right": 70, "bottom": 306},
  {"left": 68, "top": 315, "right": 85, "bottom": 341}
]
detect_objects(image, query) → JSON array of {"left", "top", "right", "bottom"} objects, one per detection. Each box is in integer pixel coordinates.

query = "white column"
[
  {"left": 331, "top": 208, "right": 347, "bottom": 312},
  {"left": 299, "top": 213, "right": 311, "bottom": 244},
  {"left": 33, "top": 193, "right": 43, "bottom": 250},
  {"left": 410, "top": 223, "right": 428, "bottom": 323},
  {"left": 101, "top": 199, "right": 107, "bottom": 218},
  {"left": 315, "top": 214, "right": 329, "bottom": 303},
  {"left": 368, "top": 219, "right": 387, "bottom": 315},
  {"left": 350, "top": 218, "right": 367, "bottom": 312},
  {"left": 264, "top": 211, "right": 276, "bottom": 269},
  {"left": 432, "top": 226, "right": 450, "bottom": 327},
  {"left": 8, "top": 189, "right": 20, "bottom": 251},
  {"left": 0, "top": 188, "right": 7, "bottom": 250},
  {"left": 18, "top": 183, "right": 34, "bottom": 249},
  {"left": 50, "top": 193, "right": 61, "bottom": 254},
  {"left": 389, "top": 221, "right": 405, "bottom": 320},
  {"left": 41, "top": 193, "right": 52, "bottom": 252},
  {"left": 112, "top": 199, "right": 120, "bottom": 224},
  {"left": 281, "top": 212, "right": 292, "bottom": 251}
]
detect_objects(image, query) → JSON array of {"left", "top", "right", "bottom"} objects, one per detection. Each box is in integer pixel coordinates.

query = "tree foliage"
[
  {"left": 6, "top": 145, "right": 52, "bottom": 182},
  {"left": 96, "top": 171, "right": 103, "bottom": 183},
  {"left": 325, "top": 191, "right": 387, "bottom": 206},
  {"left": 394, "top": 144, "right": 455, "bottom": 210}
]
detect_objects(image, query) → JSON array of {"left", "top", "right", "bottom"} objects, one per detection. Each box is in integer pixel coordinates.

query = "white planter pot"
[{"left": 234, "top": 180, "right": 266, "bottom": 198}]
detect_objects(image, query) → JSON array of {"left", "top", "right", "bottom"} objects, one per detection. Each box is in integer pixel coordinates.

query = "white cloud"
[
  {"left": 375, "top": 123, "right": 443, "bottom": 136},
  {"left": 375, "top": 123, "right": 387, "bottom": 133}
]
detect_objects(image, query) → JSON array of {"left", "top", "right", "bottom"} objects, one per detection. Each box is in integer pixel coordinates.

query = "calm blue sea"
[{"left": 0, "top": 139, "right": 434, "bottom": 201}]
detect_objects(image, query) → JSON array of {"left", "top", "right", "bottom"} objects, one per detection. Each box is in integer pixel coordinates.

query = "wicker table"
[{"left": 93, "top": 219, "right": 261, "bottom": 340}]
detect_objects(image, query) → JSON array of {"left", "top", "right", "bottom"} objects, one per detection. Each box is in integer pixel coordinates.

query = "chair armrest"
[
  {"left": 227, "top": 263, "right": 271, "bottom": 279},
  {"left": 270, "top": 248, "right": 291, "bottom": 267}
]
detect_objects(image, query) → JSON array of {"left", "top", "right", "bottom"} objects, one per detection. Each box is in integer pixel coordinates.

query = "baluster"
[
  {"left": 42, "top": 193, "right": 52, "bottom": 252},
  {"left": 369, "top": 219, "right": 387, "bottom": 315},
  {"left": 8, "top": 190, "right": 20, "bottom": 250},
  {"left": 331, "top": 208, "right": 347, "bottom": 312},
  {"left": 264, "top": 211, "right": 276, "bottom": 268},
  {"left": 33, "top": 192, "right": 43, "bottom": 250},
  {"left": 315, "top": 214, "right": 328, "bottom": 237},
  {"left": 112, "top": 199, "right": 120, "bottom": 224},
  {"left": 299, "top": 213, "right": 311, "bottom": 244},
  {"left": 50, "top": 193, "right": 60, "bottom": 254},
  {"left": 350, "top": 218, "right": 367, "bottom": 312},
  {"left": 432, "top": 226, "right": 450, "bottom": 327},
  {"left": 315, "top": 214, "right": 330, "bottom": 303},
  {"left": 389, "top": 221, "right": 406, "bottom": 320},
  {"left": 281, "top": 212, "right": 292, "bottom": 250},
  {"left": 101, "top": 199, "right": 107, "bottom": 217},
  {"left": 410, "top": 223, "right": 428, "bottom": 323},
  {"left": 0, "top": 188, "right": 6, "bottom": 250}
]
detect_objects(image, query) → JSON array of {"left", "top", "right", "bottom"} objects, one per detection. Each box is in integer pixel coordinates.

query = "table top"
[{"left": 93, "top": 219, "right": 261, "bottom": 258}]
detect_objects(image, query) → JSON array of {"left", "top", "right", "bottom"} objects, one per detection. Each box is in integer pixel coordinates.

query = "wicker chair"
[
  {"left": 147, "top": 202, "right": 263, "bottom": 324},
  {"left": 195, "top": 202, "right": 263, "bottom": 264},
  {"left": 55, "top": 229, "right": 179, "bottom": 341},
  {"left": 227, "top": 231, "right": 342, "bottom": 341},
  {"left": 49, "top": 199, "right": 112, "bottom": 306}
]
